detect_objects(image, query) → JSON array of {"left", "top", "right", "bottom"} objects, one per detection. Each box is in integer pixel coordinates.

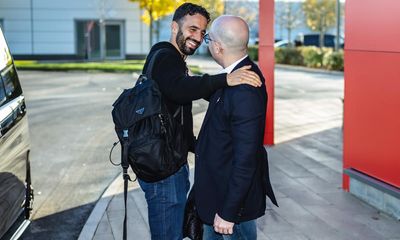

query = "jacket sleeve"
[
  {"left": 219, "top": 85, "right": 266, "bottom": 222},
  {"left": 153, "top": 52, "right": 227, "bottom": 104}
]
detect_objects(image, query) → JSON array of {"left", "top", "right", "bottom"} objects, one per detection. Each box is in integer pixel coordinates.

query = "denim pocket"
[{"left": 139, "top": 179, "right": 159, "bottom": 201}]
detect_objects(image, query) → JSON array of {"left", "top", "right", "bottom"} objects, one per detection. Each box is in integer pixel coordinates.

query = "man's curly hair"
[{"left": 173, "top": 3, "right": 211, "bottom": 24}]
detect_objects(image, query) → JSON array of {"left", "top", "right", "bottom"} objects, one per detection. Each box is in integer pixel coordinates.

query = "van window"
[
  {"left": 0, "top": 79, "right": 6, "bottom": 106},
  {"left": 1, "top": 65, "right": 22, "bottom": 101},
  {"left": 0, "top": 29, "right": 12, "bottom": 72}
]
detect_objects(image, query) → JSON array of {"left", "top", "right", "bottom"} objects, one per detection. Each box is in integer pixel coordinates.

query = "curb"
[{"left": 78, "top": 173, "right": 122, "bottom": 240}]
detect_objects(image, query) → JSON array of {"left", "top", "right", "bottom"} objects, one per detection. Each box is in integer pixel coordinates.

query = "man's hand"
[
  {"left": 227, "top": 65, "right": 261, "bottom": 87},
  {"left": 213, "top": 213, "right": 234, "bottom": 235}
]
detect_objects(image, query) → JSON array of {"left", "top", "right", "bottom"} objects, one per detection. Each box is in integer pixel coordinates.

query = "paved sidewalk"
[{"left": 79, "top": 58, "right": 400, "bottom": 240}]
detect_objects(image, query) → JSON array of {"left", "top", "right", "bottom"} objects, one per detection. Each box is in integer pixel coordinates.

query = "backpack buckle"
[
  {"left": 137, "top": 75, "right": 147, "bottom": 85},
  {"left": 123, "top": 129, "right": 128, "bottom": 138}
]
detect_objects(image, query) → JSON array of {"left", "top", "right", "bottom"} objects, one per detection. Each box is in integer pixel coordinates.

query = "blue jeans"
[
  {"left": 138, "top": 164, "right": 190, "bottom": 240},
  {"left": 203, "top": 220, "right": 257, "bottom": 240}
]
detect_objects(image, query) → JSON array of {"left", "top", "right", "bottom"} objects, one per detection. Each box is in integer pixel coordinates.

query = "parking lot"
[{"left": 18, "top": 71, "right": 135, "bottom": 239}]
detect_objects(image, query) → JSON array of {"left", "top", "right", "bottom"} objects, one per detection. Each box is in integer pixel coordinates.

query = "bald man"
[{"left": 194, "top": 15, "right": 278, "bottom": 239}]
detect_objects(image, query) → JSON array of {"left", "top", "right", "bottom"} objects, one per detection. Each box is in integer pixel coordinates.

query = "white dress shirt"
[{"left": 221, "top": 55, "right": 248, "bottom": 74}]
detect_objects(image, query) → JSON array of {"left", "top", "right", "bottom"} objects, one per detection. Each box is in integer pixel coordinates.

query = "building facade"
[{"left": 0, "top": 0, "right": 149, "bottom": 60}]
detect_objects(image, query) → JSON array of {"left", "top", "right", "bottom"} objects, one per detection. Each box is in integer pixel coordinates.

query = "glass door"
[
  {"left": 76, "top": 20, "right": 101, "bottom": 60},
  {"left": 77, "top": 20, "right": 124, "bottom": 60},
  {"left": 105, "top": 22, "right": 124, "bottom": 59}
]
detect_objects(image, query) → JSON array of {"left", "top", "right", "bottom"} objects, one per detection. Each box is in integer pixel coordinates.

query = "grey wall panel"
[{"left": 0, "top": 0, "right": 148, "bottom": 55}]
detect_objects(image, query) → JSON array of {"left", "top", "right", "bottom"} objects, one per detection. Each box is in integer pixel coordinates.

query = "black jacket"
[
  {"left": 194, "top": 57, "right": 278, "bottom": 225},
  {"left": 142, "top": 42, "right": 227, "bottom": 153}
]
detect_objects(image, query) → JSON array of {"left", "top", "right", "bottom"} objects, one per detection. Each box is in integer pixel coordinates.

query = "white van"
[{"left": 0, "top": 28, "right": 33, "bottom": 240}]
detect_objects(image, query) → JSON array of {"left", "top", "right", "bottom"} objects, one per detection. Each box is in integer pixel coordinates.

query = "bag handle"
[{"left": 173, "top": 106, "right": 184, "bottom": 125}]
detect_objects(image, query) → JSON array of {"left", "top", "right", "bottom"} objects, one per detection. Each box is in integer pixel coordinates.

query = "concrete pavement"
[{"left": 79, "top": 58, "right": 400, "bottom": 240}]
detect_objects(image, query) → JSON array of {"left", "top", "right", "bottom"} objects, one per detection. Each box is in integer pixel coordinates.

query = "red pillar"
[{"left": 259, "top": 0, "right": 275, "bottom": 145}]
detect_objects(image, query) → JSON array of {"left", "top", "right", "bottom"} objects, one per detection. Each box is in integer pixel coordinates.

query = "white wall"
[
  {"left": 0, "top": 0, "right": 149, "bottom": 56},
  {"left": 0, "top": 0, "right": 32, "bottom": 54}
]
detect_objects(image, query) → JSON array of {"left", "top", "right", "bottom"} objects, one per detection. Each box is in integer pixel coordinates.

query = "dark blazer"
[{"left": 194, "top": 57, "right": 278, "bottom": 225}]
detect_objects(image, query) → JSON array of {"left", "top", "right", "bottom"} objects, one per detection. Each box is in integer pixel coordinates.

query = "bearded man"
[{"left": 138, "top": 3, "right": 262, "bottom": 240}]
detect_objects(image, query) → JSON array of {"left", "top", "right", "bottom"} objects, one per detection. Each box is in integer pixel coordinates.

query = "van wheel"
[{"left": 25, "top": 151, "right": 34, "bottom": 219}]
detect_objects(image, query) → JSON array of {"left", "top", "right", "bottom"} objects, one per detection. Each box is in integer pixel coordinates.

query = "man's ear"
[
  {"left": 216, "top": 44, "right": 222, "bottom": 54},
  {"left": 171, "top": 21, "right": 179, "bottom": 34}
]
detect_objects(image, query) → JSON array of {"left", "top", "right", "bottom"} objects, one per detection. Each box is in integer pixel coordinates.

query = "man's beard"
[{"left": 176, "top": 28, "right": 200, "bottom": 56}]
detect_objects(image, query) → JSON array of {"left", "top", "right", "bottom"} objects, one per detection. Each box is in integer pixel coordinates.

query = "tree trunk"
[
  {"left": 149, "top": 14, "right": 153, "bottom": 47},
  {"left": 319, "top": 31, "right": 325, "bottom": 48},
  {"left": 319, "top": 14, "right": 325, "bottom": 48},
  {"left": 335, "top": 0, "right": 341, "bottom": 51},
  {"left": 287, "top": 3, "right": 292, "bottom": 44},
  {"left": 156, "top": 20, "right": 160, "bottom": 43}
]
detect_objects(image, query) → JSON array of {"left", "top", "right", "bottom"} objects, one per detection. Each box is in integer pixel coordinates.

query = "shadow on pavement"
[{"left": 21, "top": 203, "right": 95, "bottom": 240}]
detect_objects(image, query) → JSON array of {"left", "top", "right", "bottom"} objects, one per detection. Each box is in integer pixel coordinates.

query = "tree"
[
  {"left": 303, "top": 0, "right": 336, "bottom": 48},
  {"left": 129, "top": 0, "right": 184, "bottom": 46},
  {"left": 129, "top": 0, "right": 223, "bottom": 46},
  {"left": 225, "top": 1, "right": 258, "bottom": 32},
  {"left": 189, "top": 0, "right": 224, "bottom": 22},
  {"left": 275, "top": 2, "right": 302, "bottom": 46}
]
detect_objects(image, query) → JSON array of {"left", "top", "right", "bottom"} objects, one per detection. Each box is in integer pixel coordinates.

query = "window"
[
  {"left": 76, "top": 20, "right": 124, "bottom": 60},
  {"left": 1, "top": 65, "right": 22, "bottom": 101},
  {"left": 76, "top": 20, "right": 101, "bottom": 59},
  {"left": 0, "top": 28, "right": 12, "bottom": 71},
  {"left": 0, "top": 79, "right": 6, "bottom": 106}
]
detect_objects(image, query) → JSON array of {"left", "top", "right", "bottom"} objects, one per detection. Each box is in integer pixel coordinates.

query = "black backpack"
[
  {"left": 112, "top": 48, "right": 188, "bottom": 182},
  {"left": 111, "top": 49, "right": 187, "bottom": 239}
]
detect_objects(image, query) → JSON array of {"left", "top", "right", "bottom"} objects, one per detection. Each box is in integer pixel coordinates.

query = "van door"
[
  {"left": 0, "top": 68, "right": 28, "bottom": 237},
  {"left": 0, "top": 29, "right": 30, "bottom": 238}
]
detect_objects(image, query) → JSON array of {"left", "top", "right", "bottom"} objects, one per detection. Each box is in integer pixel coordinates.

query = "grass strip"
[{"left": 14, "top": 60, "right": 201, "bottom": 74}]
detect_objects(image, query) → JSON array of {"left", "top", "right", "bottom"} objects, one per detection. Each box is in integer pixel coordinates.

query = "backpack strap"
[
  {"left": 122, "top": 130, "right": 132, "bottom": 240},
  {"left": 144, "top": 48, "right": 171, "bottom": 79},
  {"left": 145, "top": 48, "right": 185, "bottom": 125},
  {"left": 173, "top": 106, "right": 184, "bottom": 125},
  {"left": 108, "top": 138, "right": 131, "bottom": 240}
]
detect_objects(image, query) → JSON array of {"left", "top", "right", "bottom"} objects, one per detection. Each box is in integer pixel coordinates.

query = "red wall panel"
[
  {"left": 344, "top": 0, "right": 400, "bottom": 188},
  {"left": 345, "top": 0, "right": 400, "bottom": 52},
  {"left": 344, "top": 51, "right": 400, "bottom": 187},
  {"left": 259, "top": 0, "right": 275, "bottom": 145}
]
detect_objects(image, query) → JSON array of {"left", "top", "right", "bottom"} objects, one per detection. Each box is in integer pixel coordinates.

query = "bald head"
[{"left": 210, "top": 15, "right": 249, "bottom": 54}]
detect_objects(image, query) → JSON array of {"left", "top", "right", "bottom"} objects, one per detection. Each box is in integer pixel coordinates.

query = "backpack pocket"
[{"left": 129, "top": 137, "right": 176, "bottom": 182}]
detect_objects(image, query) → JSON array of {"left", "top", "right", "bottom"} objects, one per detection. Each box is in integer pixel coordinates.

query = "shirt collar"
[{"left": 221, "top": 55, "right": 248, "bottom": 74}]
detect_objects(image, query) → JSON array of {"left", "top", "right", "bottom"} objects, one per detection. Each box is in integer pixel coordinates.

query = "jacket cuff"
[{"left": 219, "top": 207, "right": 240, "bottom": 223}]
